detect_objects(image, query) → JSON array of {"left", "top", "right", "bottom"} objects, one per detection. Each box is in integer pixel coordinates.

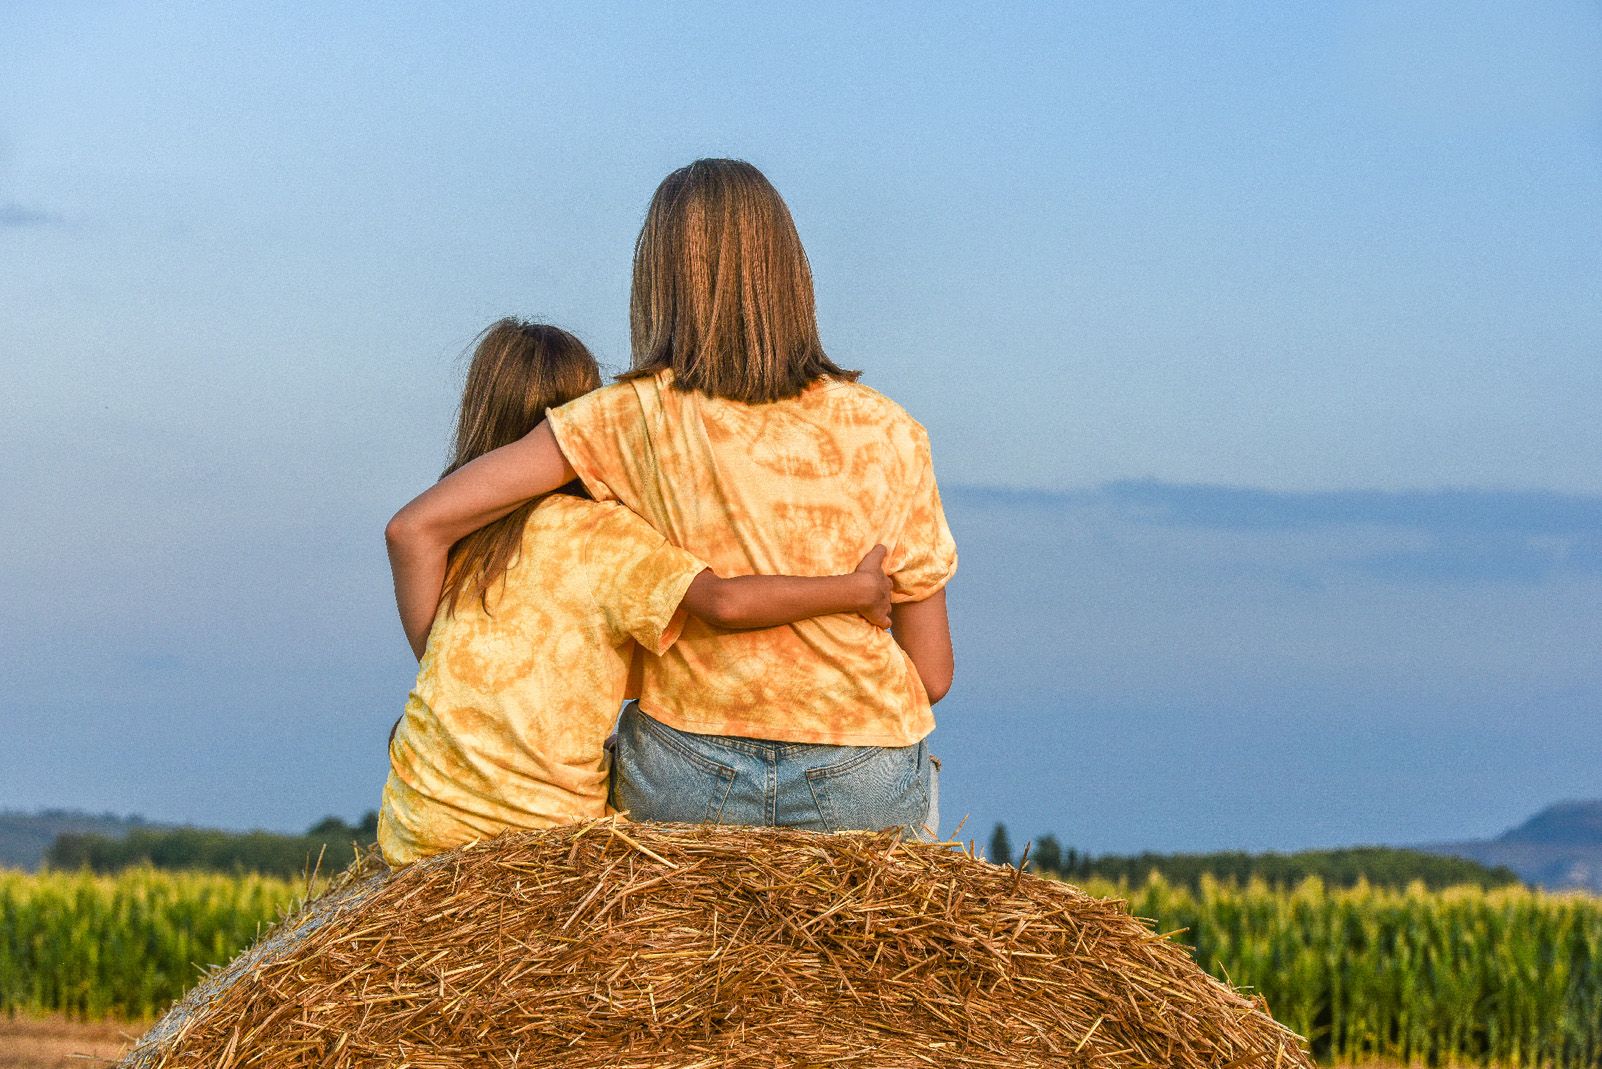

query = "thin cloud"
[
  {"left": 1096, "top": 480, "right": 1602, "bottom": 537},
  {"left": 0, "top": 201, "right": 62, "bottom": 228},
  {"left": 945, "top": 481, "right": 1602, "bottom": 584},
  {"left": 952, "top": 480, "right": 1602, "bottom": 536}
]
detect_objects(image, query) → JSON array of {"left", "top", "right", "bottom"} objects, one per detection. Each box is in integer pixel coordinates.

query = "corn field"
[
  {"left": 3, "top": 866, "right": 1600, "bottom": 1066},
  {"left": 1084, "top": 875, "right": 1602, "bottom": 1067},
  {"left": 0, "top": 867, "right": 309, "bottom": 1019}
]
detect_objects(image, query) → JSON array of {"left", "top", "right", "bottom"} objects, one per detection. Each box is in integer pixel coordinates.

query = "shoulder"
[
  {"left": 524, "top": 494, "right": 609, "bottom": 539},
  {"left": 550, "top": 497, "right": 662, "bottom": 548},
  {"left": 522, "top": 496, "right": 663, "bottom": 576},
  {"left": 807, "top": 378, "right": 931, "bottom": 445},
  {"left": 550, "top": 378, "right": 646, "bottom": 424},
  {"left": 549, "top": 372, "right": 686, "bottom": 446}
]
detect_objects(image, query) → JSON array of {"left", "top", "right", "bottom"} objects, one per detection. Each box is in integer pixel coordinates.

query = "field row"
[{"left": 3, "top": 868, "right": 1600, "bottom": 1067}]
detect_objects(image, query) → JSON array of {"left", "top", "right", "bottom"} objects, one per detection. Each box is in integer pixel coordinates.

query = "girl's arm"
[
  {"left": 386, "top": 422, "right": 573, "bottom": 656},
  {"left": 890, "top": 588, "right": 953, "bottom": 703},
  {"left": 681, "top": 546, "right": 893, "bottom": 631}
]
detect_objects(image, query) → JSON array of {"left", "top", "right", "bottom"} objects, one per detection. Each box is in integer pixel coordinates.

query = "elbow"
[
  {"left": 385, "top": 506, "right": 430, "bottom": 553},
  {"left": 680, "top": 571, "right": 751, "bottom": 630},
  {"left": 919, "top": 654, "right": 954, "bottom": 705},
  {"left": 385, "top": 508, "right": 413, "bottom": 549},
  {"left": 699, "top": 586, "right": 749, "bottom": 630}
]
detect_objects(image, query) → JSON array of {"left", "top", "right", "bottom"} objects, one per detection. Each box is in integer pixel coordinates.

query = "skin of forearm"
[
  {"left": 719, "top": 573, "right": 867, "bottom": 629},
  {"left": 386, "top": 519, "right": 450, "bottom": 660},
  {"left": 890, "top": 591, "right": 954, "bottom": 703},
  {"left": 684, "top": 572, "right": 870, "bottom": 631},
  {"left": 383, "top": 423, "right": 576, "bottom": 660}
]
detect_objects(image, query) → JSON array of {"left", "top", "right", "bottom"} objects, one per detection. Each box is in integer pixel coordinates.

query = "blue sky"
[{"left": 3, "top": 3, "right": 1598, "bottom": 852}]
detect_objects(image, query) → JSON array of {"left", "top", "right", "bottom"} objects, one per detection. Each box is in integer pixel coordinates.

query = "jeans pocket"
[
  {"left": 805, "top": 741, "right": 929, "bottom": 834},
  {"left": 613, "top": 704, "right": 737, "bottom": 825}
]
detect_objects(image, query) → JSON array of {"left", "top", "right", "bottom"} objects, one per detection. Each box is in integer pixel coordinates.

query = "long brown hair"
[
  {"left": 439, "top": 319, "right": 601, "bottom": 615},
  {"left": 626, "top": 158, "right": 859, "bottom": 403}
]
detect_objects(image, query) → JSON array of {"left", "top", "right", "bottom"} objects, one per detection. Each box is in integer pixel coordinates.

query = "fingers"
[
  {"left": 856, "top": 544, "right": 888, "bottom": 574},
  {"left": 857, "top": 579, "right": 892, "bottom": 629},
  {"left": 871, "top": 574, "right": 893, "bottom": 629},
  {"left": 853, "top": 544, "right": 892, "bottom": 628},
  {"left": 861, "top": 604, "right": 892, "bottom": 629}
]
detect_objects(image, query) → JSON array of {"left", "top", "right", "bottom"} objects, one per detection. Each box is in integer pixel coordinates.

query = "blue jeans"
[{"left": 611, "top": 701, "right": 939, "bottom": 838}]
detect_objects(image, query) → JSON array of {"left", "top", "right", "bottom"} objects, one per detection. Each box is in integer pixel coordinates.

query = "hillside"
[
  {"left": 1419, "top": 800, "right": 1602, "bottom": 892},
  {"left": 0, "top": 810, "right": 167, "bottom": 871}
]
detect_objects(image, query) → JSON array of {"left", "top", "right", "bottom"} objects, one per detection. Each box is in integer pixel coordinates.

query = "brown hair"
[
  {"left": 626, "top": 158, "right": 859, "bottom": 403},
  {"left": 438, "top": 319, "right": 602, "bottom": 615}
]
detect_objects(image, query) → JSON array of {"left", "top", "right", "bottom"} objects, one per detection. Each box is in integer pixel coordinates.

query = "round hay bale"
[{"left": 120, "top": 820, "right": 1314, "bottom": 1068}]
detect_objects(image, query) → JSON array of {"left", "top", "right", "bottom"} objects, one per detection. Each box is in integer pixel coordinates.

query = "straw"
[{"left": 119, "top": 819, "right": 1316, "bottom": 1068}]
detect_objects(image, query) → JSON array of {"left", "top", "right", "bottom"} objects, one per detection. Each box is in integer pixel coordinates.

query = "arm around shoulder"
[
  {"left": 386, "top": 421, "right": 576, "bottom": 656},
  {"left": 679, "top": 548, "right": 903, "bottom": 631},
  {"left": 679, "top": 547, "right": 894, "bottom": 632},
  {"left": 389, "top": 422, "right": 574, "bottom": 547}
]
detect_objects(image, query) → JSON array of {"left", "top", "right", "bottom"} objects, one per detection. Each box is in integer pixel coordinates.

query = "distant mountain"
[
  {"left": 1499, "top": 800, "right": 1602, "bottom": 846},
  {"left": 1419, "top": 800, "right": 1602, "bottom": 893},
  {"left": 0, "top": 809, "right": 172, "bottom": 871}
]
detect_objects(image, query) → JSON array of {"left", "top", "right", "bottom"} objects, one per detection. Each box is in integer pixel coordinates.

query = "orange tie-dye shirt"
[
  {"left": 546, "top": 369, "right": 957, "bottom": 748},
  {"left": 377, "top": 494, "right": 706, "bottom": 866}
]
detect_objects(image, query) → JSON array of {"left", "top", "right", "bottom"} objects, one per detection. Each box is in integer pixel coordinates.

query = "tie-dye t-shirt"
[
  {"left": 377, "top": 493, "right": 706, "bottom": 866},
  {"left": 546, "top": 369, "right": 957, "bottom": 748}
]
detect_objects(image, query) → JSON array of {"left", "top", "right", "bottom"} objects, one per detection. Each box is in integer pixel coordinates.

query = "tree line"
[
  {"left": 985, "top": 823, "right": 1520, "bottom": 890},
  {"left": 45, "top": 813, "right": 378, "bottom": 878},
  {"left": 44, "top": 814, "right": 1520, "bottom": 889}
]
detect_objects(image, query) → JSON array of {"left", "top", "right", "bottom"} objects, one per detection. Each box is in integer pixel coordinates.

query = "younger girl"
[{"left": 378, "top": 320, "right": 892, "bottom": 865}]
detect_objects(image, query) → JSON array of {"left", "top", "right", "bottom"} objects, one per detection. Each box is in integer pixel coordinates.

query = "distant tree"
[
  {"left": 308, "top": 816, "right": 353, "bottom": 837},
  {"left": 44, "top": 834, "right": 96, "bottom": 870},
  {"left": 988, "top": 823, "right": 1014, "bottom": 867},
  {"left": 1031, "top": 834, "right": 1063, "bottom": 874},
  {"left": 1065, "top": 848, "right": 1081, "bottom": 876},
  {"left": 307, "top": 812, "right": 379, "bottom": 842},
  {"left": 45, "top": 814, "right": 380, "bottom": 877}
]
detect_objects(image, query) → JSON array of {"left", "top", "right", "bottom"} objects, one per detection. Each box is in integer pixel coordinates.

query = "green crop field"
[
  {"left": 3, "top": 866, "right": 1599, "bottom": 1066},
  {"left": 1091, "top": 875, "right": 1602, "bottom": 1068},
  {"left": 0, "top": 867, "right": 311, "bottom": 1020}
]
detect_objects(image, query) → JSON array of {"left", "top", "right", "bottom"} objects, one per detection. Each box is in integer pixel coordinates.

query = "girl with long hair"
[{"left": 386, "top": 160, "right": 955, "bottom": 836}]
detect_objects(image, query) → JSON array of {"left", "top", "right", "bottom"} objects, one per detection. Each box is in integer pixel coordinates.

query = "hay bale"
[{"left": 120, "top": 819, "right": 1314, "bottom": 1068}]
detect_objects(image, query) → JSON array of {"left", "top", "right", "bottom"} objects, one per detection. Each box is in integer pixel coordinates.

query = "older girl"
[{"left": 386, "top": 161, "right": 955, "bottom": 836}]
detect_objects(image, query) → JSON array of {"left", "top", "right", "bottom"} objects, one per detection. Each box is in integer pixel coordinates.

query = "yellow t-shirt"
[
  {"left": 377, "top": 493, "right": 706, "bottom": 866},
  {"left": 546, "top": 369, "right": 957, "bottom": 748}
]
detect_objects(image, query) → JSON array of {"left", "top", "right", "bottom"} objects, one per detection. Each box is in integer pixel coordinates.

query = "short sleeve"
[
  {"left": 886, "top": 426, "right": 958, "bottom": 602},
  {"left": 546, "top": 382, "right": 642, "bottom": 505},
  {"left": 583, "top": 503, "right": 708, "bottom": 655}
]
